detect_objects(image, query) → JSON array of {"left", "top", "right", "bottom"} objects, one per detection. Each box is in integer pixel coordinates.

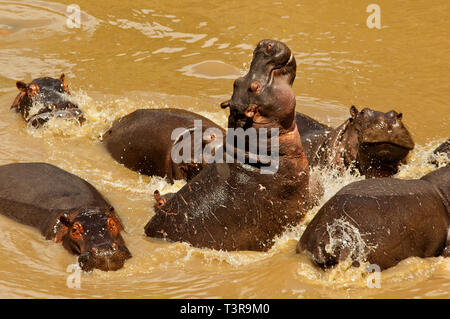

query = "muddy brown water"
[{"left": 0, "top": 0, "right": 449, "bottom": 298}]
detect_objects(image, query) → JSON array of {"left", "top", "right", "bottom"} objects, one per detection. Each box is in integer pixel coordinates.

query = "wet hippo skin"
[
  {"left": 145, "top": 39, "right": 313, "bottom": 251},
  {"left": 297, "top": 165, "right": 449, "bottom": 270}
]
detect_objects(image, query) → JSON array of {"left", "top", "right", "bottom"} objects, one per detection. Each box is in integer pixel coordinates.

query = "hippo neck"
[{"left": 277, "top": 123, "right": 310, "bottom": 177}]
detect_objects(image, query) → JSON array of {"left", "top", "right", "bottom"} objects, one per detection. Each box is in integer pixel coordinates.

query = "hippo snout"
[{"left": 78, "top": 243, "right": 132, "bottom": 272}]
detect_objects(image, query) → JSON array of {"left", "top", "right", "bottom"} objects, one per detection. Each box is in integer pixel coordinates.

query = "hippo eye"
[
  {"left": 107, "top": 218, "right": 119, "bottom": 236},
  {"left": 70, "top": 222, "right": 84, "bottom": 240},
  {"left": 27, "top": 84, "right": 40, "bottom": 98}
]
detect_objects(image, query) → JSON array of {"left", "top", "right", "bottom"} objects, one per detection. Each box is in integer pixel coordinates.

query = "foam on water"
[{"left": 26, "top": 90, "right": 228, "bottom": 141}]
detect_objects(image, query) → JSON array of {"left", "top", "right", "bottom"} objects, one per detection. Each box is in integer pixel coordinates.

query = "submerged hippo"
[
  {"left": 297, "top": 106, "right": 415, "bottom": 177},
  {"left": 145, "top": 39, "right": 313, "bottom": 251},
  {"left": 103, "top": 108, "right": 225, "bottom": 183},
  {"left": 297, "top": 164, "right": 449, "bottom": 270},
  {"left": 11, "top": 74, "right": 84, "bottom": 127},
  {"left": 0, "top": 162, "right": 131, "bottom": 271}
]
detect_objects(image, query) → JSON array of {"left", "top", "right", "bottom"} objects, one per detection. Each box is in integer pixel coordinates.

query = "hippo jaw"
[
  {"left": 58, "top": 208, "right": 132, "bottom": 272},
  {"left": 358, "top": 135, "right": 414, "bottom": 177},
  {"left": 78, "top": 243, "right": 132, "bottom": 272}
]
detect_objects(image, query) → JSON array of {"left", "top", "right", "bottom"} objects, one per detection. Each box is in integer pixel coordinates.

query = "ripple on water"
[
  {"left": 178, "top": 60, "right": 242, "bottom": 79},
  {"left": 0, "top": 0, "right": 99, "bottom": 40}
]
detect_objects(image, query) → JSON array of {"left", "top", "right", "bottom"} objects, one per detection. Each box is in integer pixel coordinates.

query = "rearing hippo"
[
  {"left": 11, "top": 74, "right": 84, "bottom": 127},
  {"left": 297, "top": 106, "right": 415, "bottom": 177},
  {"left": 0, "top": 162, "right": 131, "bottom": 271},
  {"left": 144, "top": 39, "right": 313, "bottom": 251},
  {"left": 297, "top": 164, "right": 449, "bottom": 270}
]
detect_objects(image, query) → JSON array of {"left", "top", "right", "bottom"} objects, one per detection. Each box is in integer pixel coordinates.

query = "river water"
[{"left": 0, "top": 0, "right": 449, "bottom": 298}]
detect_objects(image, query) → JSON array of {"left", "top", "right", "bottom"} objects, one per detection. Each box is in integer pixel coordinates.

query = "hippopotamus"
[
  {"left": 0, "top": 162, "right": 131, "bottom": 271},
  {"left": 297, "top": 106, "right": 415, "bottom": 177},
  {"left": 102, "top": 108, "right": 225, "bottom": 183},
  {"left": 429, "top": 139, "right": 450, "bottom": 166},
  {"left": 144, "top": 39, "right": 313, "bottom": 251},
  {"left": 297, "top": 164, "right": 449, "bottom": 270},
  {"left": 11, "top": 74, "right": 84, "bottom": 127}
]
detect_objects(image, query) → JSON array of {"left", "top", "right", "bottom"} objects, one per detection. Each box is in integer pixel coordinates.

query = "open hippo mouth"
[
  {"left": 223, "top": 39, "right": 297, "bottom": 130},
  {"left": 266, "top": 52, "right": 295, "bottom": 85}
]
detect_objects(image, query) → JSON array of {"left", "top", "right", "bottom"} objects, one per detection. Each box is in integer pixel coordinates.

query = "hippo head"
[
  {"left": 57, "top": 207, "right": 131, "bottom": 272},
  {"left": 11, "top": 74, "right": 83, "bottom": 127},
  {"left": 221, "top": 39, "right": 297, "bottom": 133},
  {"left": 344, "top": 106, "right": 415, "bottom": 177}
]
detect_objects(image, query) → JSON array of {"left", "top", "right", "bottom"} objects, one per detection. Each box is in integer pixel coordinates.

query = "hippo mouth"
[
  {"left": 228, "top": 53, "right": 296, "bottom": 130},
  {"left": 78, "top": 245, "right": 132, "bottom": 272},
  {"left": 268, "top": 53, "right": 294, "bottom": 82},
  {"left": 361, "top": 142, "right": 412, "bottom": 162}
]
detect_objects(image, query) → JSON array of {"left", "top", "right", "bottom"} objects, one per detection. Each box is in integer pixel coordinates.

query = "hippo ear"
[
  {"left": 59, "top": 73, "right": 70, "bottom": 94},
  {"left": 53, "top": 215, "right": 72, "bottom": 243},
  {"left": 350, "top": 105, "right": 359, "bottom": 119},
  {"left": 16, "top": 81, "right": 27, "bottom": 92},
  {"left": 220, "top": 100, "right": 230, "bottom": 109},
  {"left": 11, "top": 90, "right": 26, "bottom": 110},
  {"left": 59, "top": 215, "right": 73, "bottom": 227},
  {"left": 154, "top": 190, "right": 161, "bottom": 201}
]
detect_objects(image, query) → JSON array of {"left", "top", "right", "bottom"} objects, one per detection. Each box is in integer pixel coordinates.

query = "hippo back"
[
  {"left": 0, "top": 162, "right": 110, "bottom": 233},
  {"left": 295, "top": 112, "right": 330, "bottom": 136},
  {"left": 103, "top": 108, "right": 224, "bottom": 182}
]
